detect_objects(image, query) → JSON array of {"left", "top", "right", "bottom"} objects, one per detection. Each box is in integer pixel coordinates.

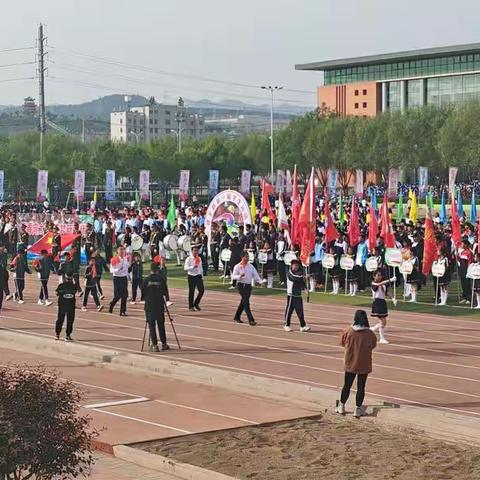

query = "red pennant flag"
[
  {"left": 380, "top": 194, "right": 395, "bottom": 248},
  {"left": 368, "top": 203, "right": 378, "bottom": 253},
  {"left": 347, "top": 197, "right": 360, "bottom": 247},
  {"left": 299, "top": 168, "right": 316, "bottom": 265},
  {"left": 290, "top": 165, "right": 301, "bottom": 246},
  {"left": 422, "top": 213, "right": 437, "bottom": 275},
  {"left": 29, "top": 232, "right": 80, "bottom": 255},
  {"left": 323, "top": 194, "right": 337, "bottom": 244},
  {"left": 451, "top": 193, "right": 462, "bottom": 249},
  {"left": 261, "top": 179, "right": 276, "bottom": 221}
]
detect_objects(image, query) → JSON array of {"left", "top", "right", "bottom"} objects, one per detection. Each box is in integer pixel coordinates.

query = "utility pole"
[
  {"left": 37, "top": 24, "right": 47, "bottom": 163},
  {"left": 261, "top": 85, "right": 283, "bottom": 181},
  {"left": 175, "top": 97, "right": 186, "bottom": 153},
  {"left": 81, "top": 119, "right": 85, "bottom": 144}
]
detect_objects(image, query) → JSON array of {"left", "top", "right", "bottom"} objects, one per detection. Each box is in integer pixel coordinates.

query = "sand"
[{"left": 143, "top": 414, "right": 480, "bottom": 480}]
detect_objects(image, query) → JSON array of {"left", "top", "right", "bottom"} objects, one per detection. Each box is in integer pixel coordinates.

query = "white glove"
[
  {"left": 166, "top": 301, "right": 173, "bottom": 307},
  {"left": 392, "top": 298, "right": 397, "bottom": 306},
  {"left": 390, "top": 276, "right": 397, "bottom": 282},
  {"left": 261, "top": 279, "right": 267, "bottom": 284}
]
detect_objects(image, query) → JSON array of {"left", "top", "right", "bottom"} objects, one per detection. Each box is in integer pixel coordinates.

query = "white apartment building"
[{"left": 110, "top": 98, "right": 205, "bottom": 143}]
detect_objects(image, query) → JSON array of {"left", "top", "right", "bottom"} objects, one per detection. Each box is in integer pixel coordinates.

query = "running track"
[{"left": 2, "top": 279, "right": 480, "bottom": 420}]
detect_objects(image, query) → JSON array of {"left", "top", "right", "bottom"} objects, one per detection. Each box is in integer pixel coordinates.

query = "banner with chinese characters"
[
  {"left": 240, "top": 170, "right": 251, "bottom": 197},
  {"left": 179, "top": 169, "right": 190, "bottom": 202},
  {"left": 208, "top": 169, "right": 219, "bottom": 197},
  {"left": 449, "top": 167, "right": 458, "bottom": 196},
  {"left": 418, "top": 166, "right": 428, "bottom": 197},
  {"left": 327, "top": 169, "right": 338, "bottom": 196},
  {"left": 36, "top": 170, "right": 48, "bottom": 202},
  {"left": 355, "top": 169, "right": 363, "bottom": 197},
  {"left": 139, "top": 170, "right": 150, "bottom": 200},
  {"left": 105, "top": 170, "right": 116, "bottom": 201},
  {"left": 285, "top": 169, "right": 293, "bottom": 196},
  {"left": 388, "top": 168, "right": 399, "bottom": 197},
  {"left": 275, "top": 169, "right": 285, "bottom": 194},
  {"left": 74, "top": 170, "right": 85, "bottom": 201}
]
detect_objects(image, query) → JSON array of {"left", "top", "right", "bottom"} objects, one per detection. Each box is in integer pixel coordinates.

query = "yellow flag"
[
  {"left": 93, "top": 186, "right": 97, "bottom": 204},
  {"left": 409, "top": 190, "right": 417, "bottom": 222},
  {"left": 250, "top": 193, "right": 256, "bottom": 223}
]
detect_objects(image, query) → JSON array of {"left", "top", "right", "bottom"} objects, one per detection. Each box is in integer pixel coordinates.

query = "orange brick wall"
[{"left": 318, "top": 81, "right": 381, "bottom": 117}]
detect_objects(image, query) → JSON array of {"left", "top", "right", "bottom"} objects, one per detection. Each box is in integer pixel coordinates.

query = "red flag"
[
  {"left": 290, "top": 165, "right": 301, "bottom": 246},
  {"left": 368, "top": 203, "right": 378, "bottom": 253},
  {"left": 261, "top": 179, "right": 276, "bottom": 221},
  {"left": 380, "top": 194, "right": 395, "bottom": 248},
  {"left": 422, "top": 213, "right": 437, "bottom": 275},
  {"left": 323, "top": 194, "right": 337, "bottom": 244},
  {"left": 451, "top": 193, "right": 462, "bottom": 249},
  {"left": 29, "top": 232, "right": 80, "bottom": 255},
  {"left": 347, "top": 197, "right": 360, "bottom": 247},
  {"left": 299, "top": 168, "right": 316, "bottom": 265}
]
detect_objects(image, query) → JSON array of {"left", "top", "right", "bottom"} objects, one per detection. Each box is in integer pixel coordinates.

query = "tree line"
[{"left": 1, "top": 101, "right": 480, "bottom": 189}]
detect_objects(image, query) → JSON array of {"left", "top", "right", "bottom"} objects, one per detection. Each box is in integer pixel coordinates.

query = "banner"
[
  {"left": 208, "top": 169, "right": 219, "bottom": 197},
  {"left": 105, "top": 170, "right": 116, "bottom": 201},
  {"left": 74, "top": 170, "right": 85, "bottom": 201},
  {"left": 449, "top": 167, "right": 458, "bottom": 195},
  {"left": 0, "top": 170, "right": 4, "bottom": 202},
  {"left": 327, "top": 169, "right": 338, "bottom": 196},
  {"left": 355, "top": 169, "right": 364, "bottom": 196},
  {"left": 285, "top": 169, "right": 293, "bottom": 196},
  {"left": 139, "top": 170, "right": 150, "bottom": 201},
  {"left": 418, "top": 166, "right": 428, "bottom": 197},
  {"left": 240, "top": 170, "right": 251, "bottom": 197},
  {"left": 36, "top": 170, "right": 48, "bottom": 202},
  {"left": 179, "top": 169, "right": 190, "bottom": 202},
  {"left": 275, "top": 169, "right": 285, "bottom": 194},
  {"left": 388, "top": 168, "right": 399, "bottom": 197}
]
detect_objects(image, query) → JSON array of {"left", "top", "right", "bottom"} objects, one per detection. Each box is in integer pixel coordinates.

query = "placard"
[
  {"left": 74, "top": 170, "right": 85, "bottom": 201},
  {"left": 399, "top": 261, "right": 414, "bottom": 275},
  {"left": 467, "top": 264, "right": 480, "bottom": 280},
  {"left": 385, "top": 248, "right": 402, "bottom": 267},
  {"left": 340, "top": 255, "right": 354, "bottom": 271},
  {"left": 220, "top": 249, "right": 231, "bottom": 262},
  {"left": 431, "top": 261, "right": 446, "bottom": 278},
  {"left": 322, "top": 253, "right": 335, "bottom": 269},
  {"left": 258, "top": 252, "right": 268, "bottom": 264},
  {"left": 105, "top": 170, "right": 116, "bottom": 201},
  {"left": 284, "top": 251, "right": 297, "bottom": 266},
  {"left": 365, "top": 257, "right": 378, "bottom": 272}
]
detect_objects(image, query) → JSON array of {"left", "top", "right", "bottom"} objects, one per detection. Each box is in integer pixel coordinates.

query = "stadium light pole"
[{"left": 261, "top": 85, "right": 283, "bottom": 181}]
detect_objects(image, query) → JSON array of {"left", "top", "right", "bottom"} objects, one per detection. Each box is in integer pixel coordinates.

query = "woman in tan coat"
[{"left": 336, "top": 310, "right": 377, "bottom": 418}]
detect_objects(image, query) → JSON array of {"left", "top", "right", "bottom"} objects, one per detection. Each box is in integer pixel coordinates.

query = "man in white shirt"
[
  {"left": 109, "top": 246, "right": 129, "bottom": 316},
  {"left": 231, "top": 251, "right": 265, "bottom": 326},
  {"left": 184, "top": 246, "right": 204, "bottom": 311}
]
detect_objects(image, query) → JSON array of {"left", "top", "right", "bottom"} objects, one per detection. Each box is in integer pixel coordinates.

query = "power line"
[
  {"left": 0, "top": 76, "right": 34, "bottom": 83},
  {"left": 0, "top": 61, "right": 36, "bottom": 69},
  {"left": 0, "top": 46, "right": 35, "bottom": 54}
]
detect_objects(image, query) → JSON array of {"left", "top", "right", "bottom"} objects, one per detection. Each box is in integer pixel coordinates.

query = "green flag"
[
  {"left": 167, "top": 195, "right": 176, "bottom": 230},
  {"left": 45, "top": 188, "right": 50, "bottom": 203},
  {"left": 338, "top": 196, "right": 345, "bottom": 226},
  {"left": 428, "top": 192, "right": 435, "bottom": 212},
  {"left": 397, "top": 192, "right": 404, "bottom": 221}
]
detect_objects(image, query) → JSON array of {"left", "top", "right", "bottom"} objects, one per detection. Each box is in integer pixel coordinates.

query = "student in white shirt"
[
  {"left": 109, "top": 246, "right": 129, "bottom": 316},
  {"left": 231, "top": 252, "right": 265, "bottom": 326},
  {"left": 184, "top": 247, "right": 204, "bottom": 311}
]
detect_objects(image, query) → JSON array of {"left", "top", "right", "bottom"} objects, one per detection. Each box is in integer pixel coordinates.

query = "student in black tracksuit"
[
  {"left": 284, "top": 259, "right": 311, "bottom": 332},
  {"left": 129, "top": 252, "right": 144, "bottom": 304},
  {"left": 142, "top": 263, "right": 170, "bottom": 352},
  {"left": 92, "top": 250, "right": 108, "bottom": 300},
  {"left": 55, "top": 274, "right": 77, "bottom": 341},
  {"left": 33, "top": 249, "right": 56, "bottom": 306},
  {"left": 82, "top": 257, "right": 103, "bottom": 312},
  {"left": 9, "top": 249, "right": 31, "bottom": 303}
]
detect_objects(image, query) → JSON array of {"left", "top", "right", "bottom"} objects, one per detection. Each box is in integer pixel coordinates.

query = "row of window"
[
  {"left": 354, "top": 89, "right": 368, "bottom": 96},
  {"left": 325, "top": 52, "right": 480, "bottom": 85},
  {"left": 354, "top": 102, "right": 368, "bottom": 109},
  {"left": 118, "top": 128, "right": 205, "bottom": 136}
]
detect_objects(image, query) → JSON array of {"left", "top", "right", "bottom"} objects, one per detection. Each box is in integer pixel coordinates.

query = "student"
[
  {"left": 370, "top": 270, "right": 396, "bottom": 344},
  {"left": 184, "top": 246, "right": 204, "bottom": 311},
  {"left": 346, "top": 246, "right": 359, "bottom": 296},
  {"left": 55, "top": 274, "right": 77, "bottom": 341},
  {"left": 472, "top": 253, "right": 480, "bottom": 309},
  {"left": 284, "top": 259, "right": 311, "bottom": 332},
  {"left": 92, "top": 249, "right": 108, "bottom": 300},
  {"left": 82, "top": 257, "right": 103, "bottom": 312},
  {"left": 336, "top": 310, "right": 377, "bottom": 418},
  {"left": 435, "top": 247, "right": 450, "bottom": 306},
  {"left": 129, "top": 251, "right": 144, "bottom": 304},
  {"left": 9, "top": 248, "right": 31, "bottom": 304},
  {"left": 0, "top": 244, "right": 12, "bottom": 301},
  {"left": 32, "top": 249, "right": 56, "bottom": 306}
]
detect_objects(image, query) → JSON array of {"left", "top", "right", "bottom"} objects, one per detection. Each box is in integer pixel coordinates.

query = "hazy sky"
[{"left": 2, "top": 0, "right": 480, "bottom": 108}]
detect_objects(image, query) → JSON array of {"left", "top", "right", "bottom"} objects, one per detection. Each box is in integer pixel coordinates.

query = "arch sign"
[{"left": 205, "top": 190, "right": 252, "bottom": 242}]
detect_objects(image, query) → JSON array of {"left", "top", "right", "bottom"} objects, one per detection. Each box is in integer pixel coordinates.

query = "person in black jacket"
[
  {"left": 129, "top": 251, "right": 143, "bottom": 304},
  {"left": 92, "top": 249, "right": 108, "bottom": 300},
  {"left": 55, "top": 274, "right": 77, "bottom": 341},
  {"left": 142, "top": 262, "right": 170, "bottom": 352},
  {"left": 9, "top": 248, "right": 31, "bottom": 304},
  {"left": 82, "top": 257, "right": 103, "bottom": 312},
  {"left": 33, "top": 249, "right": 56, "bottom": 306},
  {"left": 284, "top": 260, "right": 311, "bottom": 332}
]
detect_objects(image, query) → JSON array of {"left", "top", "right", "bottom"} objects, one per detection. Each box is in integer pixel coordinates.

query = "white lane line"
[
  {"left": 84, "top": 397, "right": 149, "bottom": 409},
  {"left": 90, "top": 408, "right": 192, "bottom": 434},
  {"left": 153, "top": 399, "right": 258, "bottom": 425}
]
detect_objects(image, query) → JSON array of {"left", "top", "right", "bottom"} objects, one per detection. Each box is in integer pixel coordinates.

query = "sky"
[{"left": 1, "top": 0, "right": 480, "bottom": 109}]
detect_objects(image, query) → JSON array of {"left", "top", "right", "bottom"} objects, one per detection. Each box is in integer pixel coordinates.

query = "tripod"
[{"left": 141, "top": 297, "right": 181, "bottom": 352}]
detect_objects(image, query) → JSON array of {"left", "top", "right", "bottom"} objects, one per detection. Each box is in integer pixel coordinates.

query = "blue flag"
[
  {"left": 440, "top": 191, "right": 447, "bottom": 223},
  {"left": 371, "top": 190, "right": 377, "bottom": 212},
  {"left": 457, "top": 189, "right": 464, "bottom": 218},
  {"left": 471, "top": 191, "right": 477, "bottom": 223}
]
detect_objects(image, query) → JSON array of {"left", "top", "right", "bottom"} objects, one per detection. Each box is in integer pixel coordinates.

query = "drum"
[
  {"left": 340, "top": 255, "right": 354, "bottom": 271},
  {"left": 131, "top": 234, "right": 144, "bottom": 251},
  {"left": 220, "top": 248, "right": 231, "bottom": 262},
  {"left": 365, "top": 257, "right": 378, "bottom": 272},
  {"left": 431, "top": 261, "right": 446, "bottom": 278},
  {"left": 467, "top": 264, "right": 480, "bottom": 280},
  {"left": 284, "top": 251, "right": 297, "bottom": 266},
  {"left": 322, "top": 253, "right": 335, "bottom": 270},
  {"left": 178, "top": 235, "right": 192, "bottom": 253},
  {"left": 163, "top": 234, "right": 178, "bottom": 251},
  {"left": 116, "top": 233, "right": 125, "bottom": 246},
  {"left": 258, "top": 252, "right": 268, "bottom": 264},
  {"left": 399, "top": 261, "right": 413, "bottom": 275}
]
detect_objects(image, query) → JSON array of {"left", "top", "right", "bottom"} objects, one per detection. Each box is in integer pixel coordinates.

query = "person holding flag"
[{"left": 32, "top": 249, "right": 56, "bottom": 306}]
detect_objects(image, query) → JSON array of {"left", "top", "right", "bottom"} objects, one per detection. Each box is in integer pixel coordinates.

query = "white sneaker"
[
  {"left": 379, "top": 338, "right": 389, "bottom": 344},
  {"left": 354, "top": 405, "right": 367, "bottom": 418},
  {"left": 300, "top": 326, "right": 311, "bottom": 332},
  {"left": 44, "top": 300, "right": 53, "bottom": 306},
  {"left": 475, "top": 305, "right": 480, "bottom": 309},
  {"left": 408, "top": 298, "right": 416, "bottom": 303},
  {"left": 81, "top": 306, "right": 87, "bottom": 312},
  {"left": 18, "top": 300, "right": 24, "bottom": 304},
  {"left": 228, "top": 286, "right": 235, "bottom": 290},
  {"left": 97, "top": 305, "right": 104, "bottom": 312},
  {"left": 335, "top": 403, "right": 346, "bottom": 414},
  {"left": 5, "top": 294, "right": 12, "bottom": 301},
  {"left": 37, "top": 299, "right": 44, "bottom": 305},
  {"left": 130, "top": 301, "right": 136, "bottom": 305},
  {"left": 283, "top": 325, "right": 292, "bottom": 332},
  {"left": 100, "top": 295, "right": 105, "bottom": 300}
]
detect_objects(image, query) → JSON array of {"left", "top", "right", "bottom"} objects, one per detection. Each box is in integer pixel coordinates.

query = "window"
[
  {"left": 165, "top": 110, "right": 170, "bottom": 115},
  {"left": 166, "top": 119, "right": 171, "bottom": 125},
  {"left": 354, "top": 102, "right": 359, "bottom": 109},
  {"left": 154, "top": 128, "right": 158, "bottom": 133},
  {"left": 354, "top": 90, "right": 359, "bottom": 96},
  {"left": 120, "top": 118, "right": 123, "bottom": 124},
  {"left": 363, "top": 89, "right": 367, "bottom": 95},
  {"left": 153, "top": 119, "right": 157, "bottom": 124},
  {"left": 149, "top": 119, "right": 152, "bottom": 125},
  {"left": 362, "top": 102, "right": 367, "bottom": 108},
  {"left": 120, "top": 128, "right": 123, "bottom": 133},
  {"left": 150, "top": 128, "right": 153, "bottom": 134}
]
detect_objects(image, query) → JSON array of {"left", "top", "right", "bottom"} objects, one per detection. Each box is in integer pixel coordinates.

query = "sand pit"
[{"left": 142, "top": 415, "right": 480, "bottom": 480}]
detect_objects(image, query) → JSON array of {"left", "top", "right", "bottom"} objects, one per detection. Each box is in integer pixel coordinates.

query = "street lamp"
[
  {"left": 261, "top": 85, "right": 283, "bottom": 181},
  {"left": 175, "top": 97, "right": 186, "bottom": 153},
  {"left": 129, "top": 130, "right": 142, "bottom": 143}
]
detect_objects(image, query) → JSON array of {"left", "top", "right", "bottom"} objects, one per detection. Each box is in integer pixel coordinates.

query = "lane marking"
[{"left": 84, "top": 396, "right": 149, "bottom": 409}]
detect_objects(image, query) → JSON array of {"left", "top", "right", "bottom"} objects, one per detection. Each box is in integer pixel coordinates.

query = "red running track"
[{"left": 2, "top": 280, "right": 480, "bottom": 419}]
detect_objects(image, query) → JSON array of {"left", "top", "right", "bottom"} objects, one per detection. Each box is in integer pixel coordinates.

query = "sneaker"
[
  {"left": 119, "top": 312, "right": 127, "bottom": 317},
  {"left": 300, "top": 326, "right": 311, "bottom": 332},
  {"left": 228, "top": 286, "right": 235, "bottom": 290},
  {"left": 234, "top": 317, "right": 243, "bottom": 323},
  {"left": 5, "top": 294, "right": 12, "bottom": 301},
  {"left": 283, "top": 325, "right": 292, "bottom": 332},
  {"left": 166, "top": 301, "right": 173, "bottom": 307},
  {"left": 130, "top": 300, "right": 136, "bottom": 305},
  {"left": 194, "top": 305, "right": 201, "bottom": 311},
  {"left": 100, "top": 295, "right": 105, "bottom": 300},
  {"left": 354, "top": 405, "right": 367, "bottom": 418},
  {"left": 97, "top": 305, "right": 104, "bottom": 312},
  {"left": 189, "top": 307, "right": 195, "bottom": 312},
  {"left": 44, "top": 300, "right": 53, "bottom": 306},
  {"left": 151, "top": 344, "right": 160, "bottom": 352},
  {"left": 37, "top": 299, "right": 45, "bottom": 306},
  {"left": 379, "top": 338, "right": 390, "bottom": 344},
  {"left": 249, "top": 321, "right": 257, "bottom": 326},
  {"left": 81, "top": 306, "right": 87, "bottom": 312},
  {"left": 18, "top": 300, "right": 24, "bottom": 304},
  {"left": 161, "top": 343, "right": 170, "bottom": 351},
  {"left": 55, "top": 334, "right": 60, "bottom": 341},
  {"left": 335, "top": 403, "right": 346, "bottom": 415},
  {"left": 65, "top": 336, "right": 73, "bottom": 342},
  {"left": 108, "top": 303, "right": 113, "bottom": 314}
]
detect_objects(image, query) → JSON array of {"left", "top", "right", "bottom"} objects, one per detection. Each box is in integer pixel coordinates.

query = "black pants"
[
  {"left": 131, "top": 277, "right": 142, "bottom": 301},
  {"left": 95, "top": 277, "right": 103, "bottom": 296},
  {"left": 105, "top": 245, "right": 113, "bottom": 264},
  {"left": 111, "top": 276, "right": 128, "bottom": 314},
  {"left": 235, "top": 283, "right": 254, "bottom": 323},
  {"left": 56, "top": 306, "right": 75, "bottom": 336},
  {"left": 83, "top": 285, "right": 100, "bottom": 307},
  {"left": 146, "top": 309, "right": 166, "bottom": 346},
  {"left": 85, "top": 243, "right": 93, "bottom": 262},
  {"left": 188, "top": 275, "right": 204, "bottom": 308},
  {"left": 14, "top": 278, "right": 25, "bottom": 300},
  {"left": 39, "top": 279, "right": 49, "bottom": 300},
  {"left": 0, "top": 289, "right": 4, "bottom": 312},
  {"left": 210, "top": 245, "right": 219, "bottom": 271},
  {"left": 459, "top": 266, "right": 471, "bottom": 300},
  {"left": 278, "top": 260, "right": 286, "bottom": 284},
  {"left": 284, "top": 296, "right": 305, "bottom": 327},
  {"left": 340, "top": 371, "right": 368, "bottom": 407},
  {"left": 73, "top": 272, "right": 81, "bottom": 293}
]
